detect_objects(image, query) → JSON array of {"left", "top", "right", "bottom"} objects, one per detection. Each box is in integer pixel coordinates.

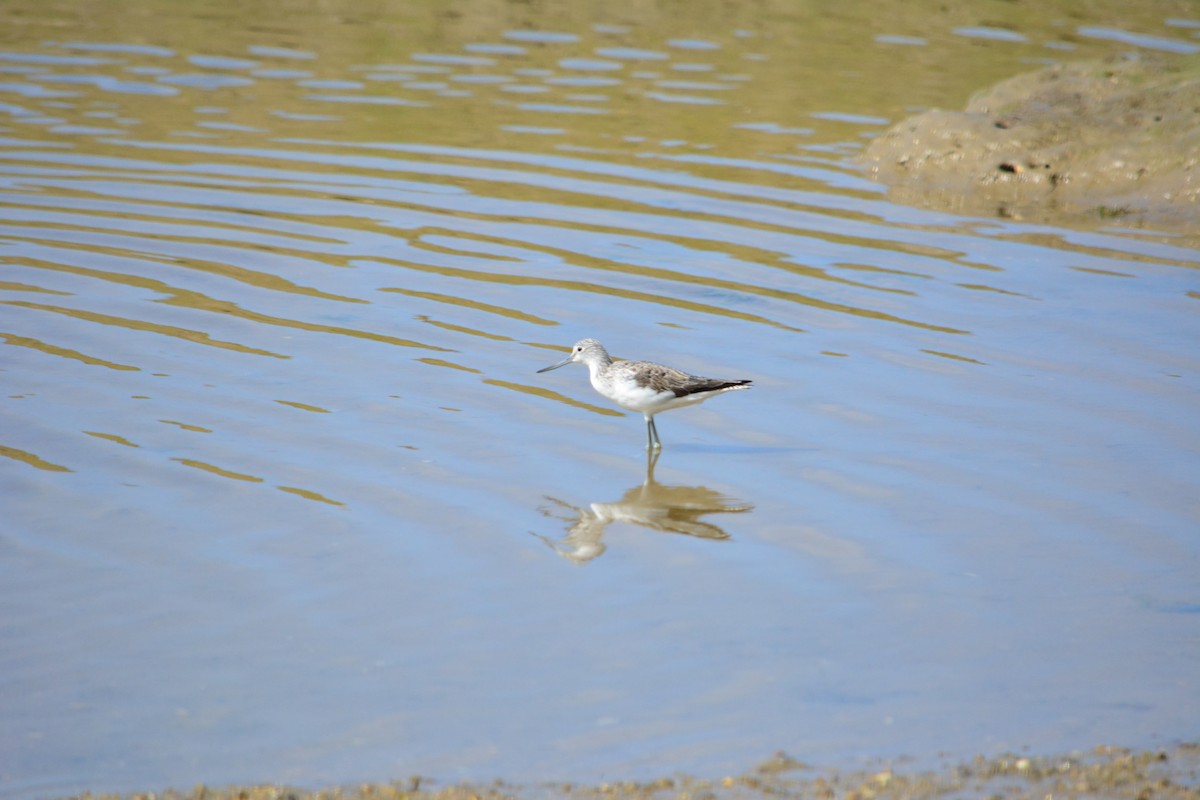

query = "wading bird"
[{"left": 537, "top": 338, "right": 751, "bottom": 449}]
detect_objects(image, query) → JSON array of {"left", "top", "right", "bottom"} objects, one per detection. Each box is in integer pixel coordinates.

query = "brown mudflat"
[
  {"left": 860, "top": 54, "right": 1200, "bottom": 234},
  {"left": 64, "top": 744, "right": 1200, "bottom": 800}
]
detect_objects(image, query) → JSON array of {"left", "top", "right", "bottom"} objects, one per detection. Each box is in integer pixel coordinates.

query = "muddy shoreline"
[
  {"left": 860, "top": 54, "right": 1200, "bottom": 235},
  {"left": 63, "top": 744, "right": 1200, "bottom": 800}
]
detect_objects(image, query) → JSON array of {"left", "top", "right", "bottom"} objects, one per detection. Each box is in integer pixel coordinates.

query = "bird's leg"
[{"left": 645, "top": 415, "right": 662, "bottom": 450}]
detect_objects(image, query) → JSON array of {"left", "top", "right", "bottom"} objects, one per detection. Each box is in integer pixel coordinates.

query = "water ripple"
[{"left": 2, "top": 15, "right": 1198, "bottom": 796}]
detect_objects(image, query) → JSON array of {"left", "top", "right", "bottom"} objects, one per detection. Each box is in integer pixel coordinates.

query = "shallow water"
[{"left": 2, "top": 1, "right": 1199, "bottom": 797}]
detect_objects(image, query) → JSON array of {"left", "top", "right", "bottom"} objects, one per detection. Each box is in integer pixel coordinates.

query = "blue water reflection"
[{"left": 1, "top": 4, "right": 1198, "bottom": 799}]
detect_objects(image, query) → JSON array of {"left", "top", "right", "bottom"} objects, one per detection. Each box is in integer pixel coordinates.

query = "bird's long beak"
[{"left": 537, "top": 354, "right": 573, "bottom": 373}]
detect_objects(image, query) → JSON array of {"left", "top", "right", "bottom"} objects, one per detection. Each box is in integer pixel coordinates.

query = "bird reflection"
[{"left": 536, "top": 451, "right": 753, "bottom": 564}]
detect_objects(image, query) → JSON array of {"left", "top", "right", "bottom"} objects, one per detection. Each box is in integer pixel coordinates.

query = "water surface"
[{"left": 2, "top": 1, "right": 1198, "bottom": 797}]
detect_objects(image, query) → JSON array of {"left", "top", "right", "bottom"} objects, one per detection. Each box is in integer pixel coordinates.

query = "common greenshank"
[{"left": 536, "top": 338, "right": 752, "bottom": 449}]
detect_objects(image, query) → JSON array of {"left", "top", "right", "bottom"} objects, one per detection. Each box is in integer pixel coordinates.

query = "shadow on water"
[{"left": 534, "top": 450, "right": 752, "bottom": 564}]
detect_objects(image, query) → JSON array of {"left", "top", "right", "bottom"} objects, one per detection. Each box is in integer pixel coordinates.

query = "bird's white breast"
[{"left": 601, "top": 374, "right": 674, "bottom": 413}]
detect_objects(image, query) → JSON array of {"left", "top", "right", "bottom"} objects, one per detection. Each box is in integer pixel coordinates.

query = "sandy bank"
[
  {"left": 860, "top": 55, "right": 1200, "bottom": 233},
  {"left": 65, "top": 744, "right": 1200, "bottom": 800}
]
